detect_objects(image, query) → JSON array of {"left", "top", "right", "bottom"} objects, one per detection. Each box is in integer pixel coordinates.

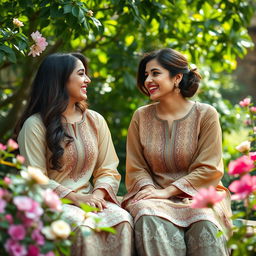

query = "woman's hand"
[
  {"left": 67, "top": 190, "right": 107, "bottom": 211},
  {"left": 132, "top": 185, "right": 181, "bottom": 202}
]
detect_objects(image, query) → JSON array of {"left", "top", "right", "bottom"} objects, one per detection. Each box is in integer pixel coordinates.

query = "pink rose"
[
  {"left": 32, "top": 229, "right": 45, "bottom": 245},
  {"left": 239, "top": 98, "right": 251, "bottom": 107},
  {"left": 0, "top": 188, "right": 6, "bottom": 197},
  {"left": 43, "top": 189, "right": 62, "bottom": 211},
  {"left": 7, "top": 138, "right": 19, "bottom": 151},
  {"left": 0, "top": 198, "right": 7, "bottom": 213},
  {"left": 16, "top": 155, "right": 25, "bottom": 164},
  {"left": 191, "top": 186, "right": 225, "bottom": 208},
  {"left": 229, "top": 174, "right": 256, "bottom": 200},
  {"left": 4, "top": 176, "right": 12, "bottom": 184},
  {"left": 0, "top": 143, "right": 7, "bottom": 151},
  {"left": 27, "top": 245, "right": 40, "bottom": 256},
  {"left": 28, "top": 31, "right": 48, "bottom": 57},
  {"left": 13, "top": 196, "right": 33, "bottom": 211},
  {"left": 250, "top": 106, "right": 256, "bottom": 113},
  {"left": 250, "top": 152, "right": 256, "bottom": 161},
  {"left": 4, "top": 239, "right": 27, "bottom": 256},
  {"left": 8, "top": 224, "right": 26, "bottom": 240},
  {"left": 228, "top": 155, "right": 254, "bottom": 176},
  {"left": 5, "top": 214, "right": 13, "bottom": 224},
  {"left": 25, "top": 200, "right": 43, "bottom": 220},
  {"left": 43, "top": 252, "right": 55, "bottom": 256}
]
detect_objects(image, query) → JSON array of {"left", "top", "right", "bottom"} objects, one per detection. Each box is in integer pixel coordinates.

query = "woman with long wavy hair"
[{"left": 16, "top": 52, "right": 134, "bottom": 256}]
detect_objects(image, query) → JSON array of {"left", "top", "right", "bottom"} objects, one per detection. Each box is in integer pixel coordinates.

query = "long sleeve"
[
  {"left": 92, "top": 114, "right": 121, "bottom": 204},
  {"left": 123, "top": 110, "right": 156, "bottom": 205},
  {"left": 172, "top": 107, "right": 224, "bottom": 197},
  {"left": 17, "top": 115, "right": 73, "bottom": 198}
]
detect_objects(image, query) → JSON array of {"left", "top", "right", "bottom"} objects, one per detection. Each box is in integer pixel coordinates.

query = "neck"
[
  {"left": 157, "top": 95, "right": 189, "bottom": 115},
  {"left": 63, "top": 102, "right": 76, "bottom": 116}
]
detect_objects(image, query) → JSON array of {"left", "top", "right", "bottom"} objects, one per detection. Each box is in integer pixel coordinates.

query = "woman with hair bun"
[{"left": 122, "top": 48, "right": 232, "bottom": 256}]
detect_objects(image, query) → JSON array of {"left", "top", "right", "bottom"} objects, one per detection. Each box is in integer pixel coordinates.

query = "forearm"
[{"left": 163, "top": 185, "right": 182, "bottom": 198}]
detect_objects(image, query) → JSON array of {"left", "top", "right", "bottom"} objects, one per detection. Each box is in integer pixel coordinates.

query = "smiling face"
[
  {"left": 66, "top": 59, "right": 91, "bottom": 103},
  {"left": 144, "top": 58, "right": 177, "bottom": 101}
]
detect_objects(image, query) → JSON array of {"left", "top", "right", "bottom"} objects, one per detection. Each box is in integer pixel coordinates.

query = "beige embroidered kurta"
[
  {"left": 18, "top": 109, "right": 133, "bottom": 255},
  {"left": 122, "top": 102, "right": 232, "bottom": 234}
]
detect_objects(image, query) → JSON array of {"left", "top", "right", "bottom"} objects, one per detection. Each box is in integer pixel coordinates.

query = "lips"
[
  {"left": 147, "top": 85, "right": 158, "bottom": 94},
  {"left": 81, "top": 85, "right": 87, "bottom": 94}
]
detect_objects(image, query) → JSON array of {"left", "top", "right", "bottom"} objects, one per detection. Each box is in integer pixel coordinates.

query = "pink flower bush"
[
  {"left": 191, "top": 186, "right": 225, "bottom": 208},
  {"left": 239, "top": 98, "right": 251, "bottom": 107},
  {"left": 28, "top": 31, "right": 48, "bottom": 57},
  {"left": 228, "top": 155, "right": 254, "bottom": 176},
  {"left": 0, "top": 140, "right": 72, "bottom": 255},
  {"left": 228, "top": 174, "right": 256, "bottom": 200}
]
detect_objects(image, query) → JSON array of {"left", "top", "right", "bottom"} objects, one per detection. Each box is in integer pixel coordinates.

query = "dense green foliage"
[{"left": 0, "top": 0, "right": 255, "bottom": 193}]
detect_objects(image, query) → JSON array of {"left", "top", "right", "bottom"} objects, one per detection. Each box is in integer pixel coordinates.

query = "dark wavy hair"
[
  {"left": 15, "top": 52, "right": 88, "bottom": 170},
  {"left": 137, "top": 48, "right": 201, "bottom": 98}
]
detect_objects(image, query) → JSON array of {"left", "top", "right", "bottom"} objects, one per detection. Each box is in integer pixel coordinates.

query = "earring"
[{"left": 174, "top": 82, "right": 180, "bottom": 94}]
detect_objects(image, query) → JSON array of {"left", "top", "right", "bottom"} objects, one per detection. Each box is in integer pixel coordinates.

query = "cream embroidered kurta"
[
  {"left": 18, "top": 109, "right": 133, "bottom": 228},
  {"left": 122, "top": 102, "right": 232, "bottom": 233}
]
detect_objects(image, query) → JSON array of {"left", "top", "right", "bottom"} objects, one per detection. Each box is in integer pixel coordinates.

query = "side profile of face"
[
  {"left": 144, "top": 58, "right": 177, "bottom": 101},
  {"left": 66, "top": 59, "right": 91, "bottom": 103}
]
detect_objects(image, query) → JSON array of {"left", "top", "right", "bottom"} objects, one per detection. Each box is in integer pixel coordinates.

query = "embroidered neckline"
[{"left": 153, "top": 102, "right": 197, "bottom": 123}]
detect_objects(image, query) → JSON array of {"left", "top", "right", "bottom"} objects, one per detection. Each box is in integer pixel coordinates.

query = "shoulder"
[
  {"left": 195, "top": 102, "right": 219, "bottom": 119},
  {"left": 18, "top": 114, "right": 45, "bottom": 143},
  {"left": 86, "top": 109, "right": 107, "bottom": 126},
  {"left": 132, "top": 103, "right": 156, "bottom": 118},
  {"left": 21, "top": 114, "right": 45, "bottom": 132}
]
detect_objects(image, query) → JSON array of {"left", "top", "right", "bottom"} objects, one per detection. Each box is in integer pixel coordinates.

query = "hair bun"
[{"left": 180, "top": 68, "right": 201, "bottom": 97}]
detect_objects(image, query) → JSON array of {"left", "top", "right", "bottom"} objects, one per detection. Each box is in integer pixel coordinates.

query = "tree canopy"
[{"left": 0, "top": 0, "right": 255, "bottom": 192}]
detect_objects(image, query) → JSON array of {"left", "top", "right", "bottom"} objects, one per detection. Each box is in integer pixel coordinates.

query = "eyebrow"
[
  {"left": 145, "top": 68, "right": 161, "bottom": 73},
  {"left": 77, "top": 68, "right": 85, "bottom": 72}
]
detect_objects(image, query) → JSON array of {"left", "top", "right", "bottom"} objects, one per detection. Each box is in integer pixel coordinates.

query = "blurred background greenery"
[{"left": 0, "top": 0, "right": 255, "bottom": 195}]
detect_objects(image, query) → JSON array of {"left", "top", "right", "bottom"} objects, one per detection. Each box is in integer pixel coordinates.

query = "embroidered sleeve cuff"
[
  {"left": 121, "top": 179, "right": 156, "bottom": 207},
  {"left": 54, "top": 185, "right": 73, "bottom": 199},
  {"left": 172, "top": 178, "right": 198, "bottom": 197},
  {"left": 93, "top": 183, "right": 120, "bottom": 205}
]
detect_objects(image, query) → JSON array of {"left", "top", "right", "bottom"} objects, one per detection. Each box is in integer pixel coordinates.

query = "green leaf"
[
  {"left": 97, "top": 226, "right": 116, "bottom": 234},
  {"left": 90, "top": 17, "right": 102, "bottom": 30},
  {"left": 63, "top": 4, "right": 72, "bottom": 14},
  {"left": 80, "top": 203, "right": 99, "bottom": 213},
  {"left": 72, "top": 6, "right": 79, "bottom": 17},
  {"left": 0, "top": 44, "right": 13, "bottom": 54},
  {"left": 61, "top": 198, "right": 73, "bottom": 204}
]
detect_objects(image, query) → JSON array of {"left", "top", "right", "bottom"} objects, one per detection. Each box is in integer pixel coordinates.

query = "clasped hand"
[
  {"left": 132, "top": 185, "right": 171, "bottom": 203},
  {"left": 68, "top": 190, "right": 107, "bottom": 212}
]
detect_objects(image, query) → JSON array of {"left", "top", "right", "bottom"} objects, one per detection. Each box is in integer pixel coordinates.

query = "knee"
[{"left": 186, "top": 220, "right": 219, "bottom": 240}]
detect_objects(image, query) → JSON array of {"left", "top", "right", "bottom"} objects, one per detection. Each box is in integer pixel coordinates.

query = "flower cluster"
[
  {"left": 190, "top": 97, "right": 256, "bottom": 255},
  {"left": 12, "top": 18, "right": 24, "bottom": 28},
  {"left": 28, "top": 31, "right": 48, "bottom": 57},
  {"left": 0, "top": 141, "right": 72, "bottom": 256},
  {"left": 11, "top": 18, "right": 48, "bottom": 58}
]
